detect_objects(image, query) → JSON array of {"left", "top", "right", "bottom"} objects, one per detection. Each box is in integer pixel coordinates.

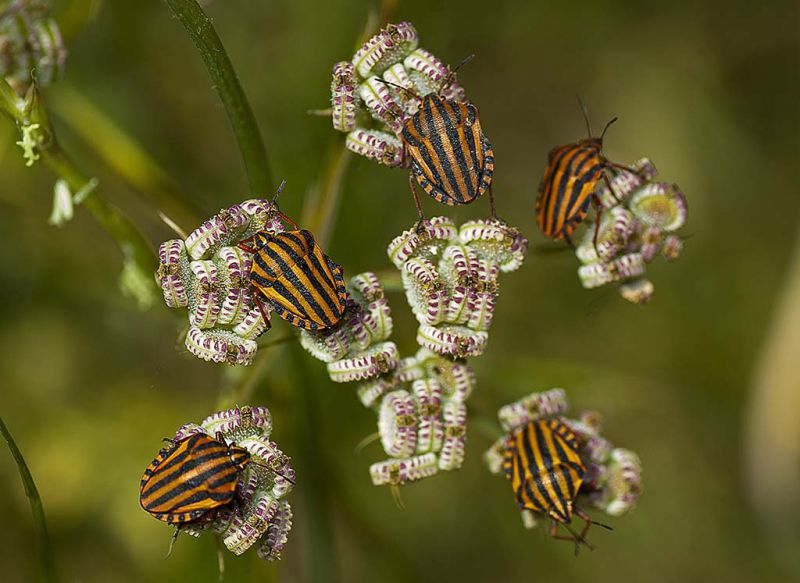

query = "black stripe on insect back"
[
  {"left": 532, "top": 422, "right": 571, "bottom": 519},
  {"left": 551, "top": 146, "right": 596, "bottom": 220},
  {"left": 253, "top": 251, "right": 278, "bottom": 279},
  {"left": 141, "top": 446, "right": 230, "bottom": 499},
  {"left": 270, "top": 274, "right": 337, "bottom": 327},
  {"left": 434, "top": 98, "right": 476, "bottom": 201},
  {"left": 563, "top": 150, "right": 604, "bottom": 206},
  {"left": 303, "top": 245, "right": 341, "bottom": 313},
  {"left": 150, "top": 478, "right": 237, "bottom": 512},
  {"left": 521, "top": 426, "right": 559, "bottom": 511},
  {"left": 148, "top": 436, "right": 221, "bottom": 476},
  {"left": 424, "top": 101, "right": 461, "bottom": 198},
  {"left": 145, "top": 461, "right": 238, "bottom": 509}
]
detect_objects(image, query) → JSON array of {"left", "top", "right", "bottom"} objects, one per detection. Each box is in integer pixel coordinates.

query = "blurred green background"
[{"left": 1, "top": 0, "right": 798, "bottom": 581}]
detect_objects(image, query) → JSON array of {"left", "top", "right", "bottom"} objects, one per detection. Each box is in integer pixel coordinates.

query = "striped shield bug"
[
  {"left": 237, "top": 182, "right": 348, "bottom": 332},
  {"left": 384, "top": 56, "right": 496, "bottom": 219},
  {"left": 535, "top": 100, "right": 631, "bottom": 247},
  {"left": 139, "top": 433, "right": 250, "bottom": 525},
  {"left": 502, "top": 418, "right": 612, "bottom": 553}
]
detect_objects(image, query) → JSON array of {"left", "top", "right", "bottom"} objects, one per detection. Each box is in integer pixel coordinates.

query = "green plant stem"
[
  {"left": 290, "top": 343, "right": 337, "bottom": 583},
  {"left": 42, "top": 146, "right": 155, "bottom": 281},
  {"left": 0, "top": 416, "right": 57, "bottom": 583},
  {"left": 162, "top": 0, "right": 272, "bottom": 197}
]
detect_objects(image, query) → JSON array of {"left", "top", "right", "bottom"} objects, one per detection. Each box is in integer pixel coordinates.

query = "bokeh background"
[{"left": 1, "top": 0, "right": 799, "bottom": 581}]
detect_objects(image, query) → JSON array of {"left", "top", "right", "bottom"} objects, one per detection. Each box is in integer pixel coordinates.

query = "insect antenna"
[
  {"left": 441, "top": 53, "right": 476, "bottom": 93},
  {"left": 599, "top": 117, "right": 619, "bottom": 142},
  {"left": 271, "top": 179, "right": 287, "bottom": 205},
  {"left": 269, "top": 179, "right": 299, "bottom": 229},
  {"left": 375, "top": 77, "right": 422, "bottom": 102},
  {"left": 165, "top": 527, "right": 180, "bottom": 558},
  {"left": 576, "top": 94, "right": 593, "bottom": 138},
  {"left": 249, "top": 459, "right": 296, "bottom": 485}
]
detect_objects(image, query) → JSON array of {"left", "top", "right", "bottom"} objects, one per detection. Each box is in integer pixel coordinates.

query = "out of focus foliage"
[{"left": 0, "top": 0, "right": 797, "bottom": 581}]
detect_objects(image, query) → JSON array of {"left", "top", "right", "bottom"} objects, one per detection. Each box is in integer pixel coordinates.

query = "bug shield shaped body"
[
  {"left": 402, "top": 94, "right": 494, "bottom": 207},
  {"left": 536, "top": 138, "right": 607, "bottom": 241},
  {"left": 502, "top": 419, "right": 587, "bottom": 525},
  {"left": 139, "top": 433, "right": 250, "bottom": 525},
  {"left": 249, "top": 229, "right": 348, "bottom": 331}
]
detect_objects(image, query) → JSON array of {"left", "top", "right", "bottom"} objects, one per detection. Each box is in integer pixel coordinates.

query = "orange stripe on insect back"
[
  {"left": 289, "top": 261, "right": 336, "bottom": 322},
  {"left": 436, "top": 111, "right": 468, "bottom": 198},
  {"left": 542, "top": 426, "right": 576, "bottom": 505},
  {"left": 148, "top": 459, "right": 236, "bottom": 513},
  {"left": 142, "top": 450, "right": 230, "bottom": 507},
  {"left": 549, "top": 147, "right": 594, "bottom": 237},
  {"left": 526, "top": 423, "right": 564, "bottom": 514},
  {"left": 469, "top": 117, "right": 484, "bottom": 170},
  {"left": 140, "top": 442, "right": 228, "bottom": 501},
  {"left": 263, "top": 243, "right": 322, "bottom": 321},
  {"left": 307, "top": 244, "right": 338, "bottom": 302},
  {"left": 277, "top": 234, "right": 336, "bottom": 313},
  {"left": 544, "top": 147, "right": 578, "bottom": 235},
  {"left": 419, "top": 105, "right": 458, "bottom": 195},
  {"left": 511, "top": 443, "right": 532, "bottom": 507}
]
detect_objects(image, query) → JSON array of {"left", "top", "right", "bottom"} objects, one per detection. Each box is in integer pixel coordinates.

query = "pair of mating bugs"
[{"left": 383, "top": 59, "right": 623, "bottom": 245}]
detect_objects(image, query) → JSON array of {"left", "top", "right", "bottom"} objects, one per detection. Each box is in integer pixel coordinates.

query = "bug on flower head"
[
  {"left": 388, "top": 56, "right": 496, "bottom": 219},
  {"left": 237, "top": 182, "right": 348, "bottom": 332},
  {"left": 139, "top": 433, "right": 250, "bottom": 525},
  {"left": 535, "top": 100, "right": 630, "bottom": 245},
  {"left": 502, "top": 418, "right": 612, "bottom": 552}
]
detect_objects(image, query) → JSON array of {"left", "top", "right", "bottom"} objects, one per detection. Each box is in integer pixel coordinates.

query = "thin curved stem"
[
  {"left": 0, "top": 417, "right": 57, "bottom": 583},
  {"left": 163, "top": 0, "right": 273, "bottom": 196}
]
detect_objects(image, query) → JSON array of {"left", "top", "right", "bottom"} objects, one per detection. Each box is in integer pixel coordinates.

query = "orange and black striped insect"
[
  {"left": 385, "top": 57, "right": 495, "bottom": 219},
  {"left": 502, "top": 418, "right": 612, "bottom": 553},
  {"left": 535, "top": 102, "right": 629, "bottom": 246},
  {"left": 139, "top": 432, "right": 250, "bottom": 525},
  {"left": 237, "top": 184, "right": 348, "bottom": 332}
]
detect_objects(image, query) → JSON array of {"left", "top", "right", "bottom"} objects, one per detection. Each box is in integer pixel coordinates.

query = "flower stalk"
[
  {"left": 162, "top": 0, "right": 273, "bottom": 197},
  {"left": 0, "top": 416, "right": 58, "bottom": 583}
]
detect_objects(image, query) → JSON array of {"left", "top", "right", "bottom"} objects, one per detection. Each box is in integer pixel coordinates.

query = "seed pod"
[
  {"left": 370, "top": 452, "right": 439, "bottom": 486},
  {"left": 497, "top": 388, "right": 569, "bottom": 432},
  {"left": 156, "top": 240, "right": 189, "bottom": 308},
  {"left": 379, "top": 389, "right": 418, "bottom": 457},
  {"left": 345, "top": 128, "right": 404, "bottom": 167},
  {"left": 412, "top": 379, "right": 444, "bottom": 454},
  {"left": 417, "top": 324, "right": 488, "bottom": 358},
  {"left": 327, "top": 341, "right": 399, "bottom": 383},
  {"left": 331, "top": 61, "right": 357, "bottom": 132}
]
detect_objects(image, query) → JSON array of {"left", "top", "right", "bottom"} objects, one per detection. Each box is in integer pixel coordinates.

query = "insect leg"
[
  {"left": 237, "top": 236, "right": 257, "bottom": 254},
  {"left": 165, "top": 527, "right": 181, "bottom": 558},
  {"left": 408, "top": 172, "right": 425, "bottom": 221},
  {"left": 488, "top": 184, "right": 497, "bottom": 219},
  {"left": 601, "top": 169, "right": 622, "bottom": 205},
  {"left": 276, "top": 210, "right": 299, "bottom": 230},
  {"left": 591, "top": 195, "right": 604, "bottom": 256},
  {"left": 253, "top": 294, "right": 272, "bottom": 336},
  {"left": 608, "top": 161, "right": 637, "bottom": 174}
]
